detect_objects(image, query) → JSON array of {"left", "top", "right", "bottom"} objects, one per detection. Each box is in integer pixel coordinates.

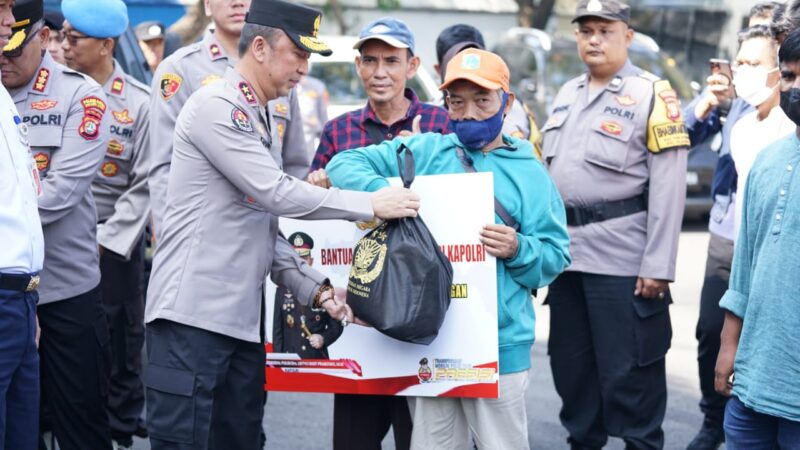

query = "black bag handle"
[
  {"left": 395, "top": 145, "right": 415, "bottom": 188},
  {"left": 455, "top": 147, "right": 520, "bottom": 232}
]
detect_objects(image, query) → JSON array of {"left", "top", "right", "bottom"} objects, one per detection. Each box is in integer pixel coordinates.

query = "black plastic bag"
[{"left": 346, "top": 145, "right": 453, "bottom": 345}]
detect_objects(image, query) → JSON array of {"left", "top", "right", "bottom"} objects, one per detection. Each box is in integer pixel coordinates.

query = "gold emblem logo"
[
  {"left": 313, "top": 15, "right": 321, "bottom": 38},
  {"left": 349, "top": 224, "right": 388, "bottom": 285}
]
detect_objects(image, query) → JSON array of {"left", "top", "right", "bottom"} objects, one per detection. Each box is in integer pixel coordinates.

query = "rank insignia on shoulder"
[
  {"left": 159, "top": 73, "right": 182, "bottom": 101},
  {"left": 646, "top": 79, "right": 690, "bottom": 153},
  {"left": 239, "top": 81, "right": 257, "bottom": 104},
  {"left": 111, "top": 77, "right": 124, "bottom": 95},
  {"left": 231, "top": 108, "right": 254, "bottom": 133},
  {"left": 209, "top": 43, "right": 222, "bottom": 59},
  {"left": 33, "top": 68, "right": 49, "bottom": 92}
]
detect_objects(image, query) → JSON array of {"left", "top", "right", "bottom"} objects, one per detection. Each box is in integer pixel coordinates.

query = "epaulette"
[
  {"left": 638, "top": 71, "right": 660, "bottom": 83},
  {"left": 167, "top": 41, "right": 203, "bottom": 62},
  {"left": 124, "top": 74, "right": 151, "bottom": 95}
]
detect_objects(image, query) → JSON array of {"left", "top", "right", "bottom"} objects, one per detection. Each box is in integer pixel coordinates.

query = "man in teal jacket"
[{"left": 326, "top": 48, "right": 570, "bottom": 449}]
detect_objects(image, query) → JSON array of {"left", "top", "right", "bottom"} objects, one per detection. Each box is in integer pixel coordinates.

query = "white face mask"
[{"left": 733, "top": 65, "right": 779, "bottom": 107}]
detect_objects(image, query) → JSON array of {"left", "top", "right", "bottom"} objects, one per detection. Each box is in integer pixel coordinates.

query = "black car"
[{"left": 493, "top": 28, "right": 716, "bottom": 220}]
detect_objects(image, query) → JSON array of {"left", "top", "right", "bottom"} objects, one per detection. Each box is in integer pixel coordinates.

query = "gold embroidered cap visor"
[
  {"left": 244, "top": 0, "right": 332, "bottom": 56},
  {"left": 3, "top": 0, "right": 44, "bottom": 54}
]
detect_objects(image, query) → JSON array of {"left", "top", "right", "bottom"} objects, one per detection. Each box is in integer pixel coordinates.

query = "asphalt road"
[{"left": 131, "top": 226, "right": 718, "bottom": 450}]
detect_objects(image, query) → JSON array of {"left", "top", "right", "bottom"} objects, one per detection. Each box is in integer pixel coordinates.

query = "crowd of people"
[{"left": 0, "top": 0, "right": 799, "bottom": 449}]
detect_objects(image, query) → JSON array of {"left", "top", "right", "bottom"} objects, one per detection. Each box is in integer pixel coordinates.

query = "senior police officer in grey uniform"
[
  {"left": 143, "top": 1, "right": 420, "bottom": 448},
  {"left": 60, "top": 0, "right": 151, "bottom": 446},
  {"left": 147, "top": 0, "right": 310, "bottom": 236},
  {"left": 541, "top": 1, "right": 688, "bottom": 449},
  {"left": 0, "top": 0, "right": 113, "bottom": 447},
  {"left": 0, "top": 1, "right": 45, "bottom": 447}
]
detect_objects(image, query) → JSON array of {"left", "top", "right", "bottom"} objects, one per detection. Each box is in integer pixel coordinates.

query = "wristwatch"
[{"left": 312, "top": 282, "right": 334, "bottom": 309}]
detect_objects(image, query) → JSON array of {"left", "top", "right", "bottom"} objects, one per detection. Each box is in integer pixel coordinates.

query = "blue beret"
[{"left": 62, "top": 0, "right": 129, "bottom": 38}]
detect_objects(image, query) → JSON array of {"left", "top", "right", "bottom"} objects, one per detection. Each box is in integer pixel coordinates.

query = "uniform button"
[
  {"left": 788, "top": 165, "right": 794, "bottom": 171},
  {"left": 386, "top": 133, "right": 393, "bottom": 139},
  {"left": 776, "top": 213, "right": 782, "bottom": 220},
  {"left": 781, "top": 190, "right": 787, "bottom": 196}
]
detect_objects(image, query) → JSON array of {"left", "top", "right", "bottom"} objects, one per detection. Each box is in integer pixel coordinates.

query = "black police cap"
[
  {"left": 3, "top": 0, "right": 44, "bottom": 53},
  {"left": 572, "top": 0, "right": 630, "bottom": 25},
  {"left": 246, "top": 0, "right": 332, "bottom": 56}
]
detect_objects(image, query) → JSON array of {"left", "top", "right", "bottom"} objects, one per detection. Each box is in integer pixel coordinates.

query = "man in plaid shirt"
[
  {"left": 306, "top": 16, "right": 449, "bottom": 450},
  {"left": 308, "top": 17, "right": 450, "bottom": 179}
]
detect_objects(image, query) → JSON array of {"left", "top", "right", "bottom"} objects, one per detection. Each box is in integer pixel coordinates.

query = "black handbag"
[{"left": 346, "top": 145, "right": 454, "bottom": 345}]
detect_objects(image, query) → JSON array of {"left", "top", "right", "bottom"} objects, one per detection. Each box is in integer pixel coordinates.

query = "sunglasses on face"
[
  {"left": 63, "top": 31, "right": 94, "bottom": 47},
  {"left": 2, "top": 26, "right": 43, "bottom": 58}
]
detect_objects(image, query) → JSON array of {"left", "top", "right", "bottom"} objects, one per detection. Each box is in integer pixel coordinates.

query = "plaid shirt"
[{"left": 311, "top": 88, "right": 450, "bottom": 170}]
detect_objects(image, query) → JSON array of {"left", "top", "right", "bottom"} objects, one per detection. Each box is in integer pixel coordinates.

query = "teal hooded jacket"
[{"left": 326, "top": 132, "right": 571, "bottom": 375}]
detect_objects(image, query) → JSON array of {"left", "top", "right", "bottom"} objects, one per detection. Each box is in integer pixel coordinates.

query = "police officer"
[
  {"left": 60, "top": 0, "right": 150, "bottom": 447},
  {"left": 0, "top": 2, "right": 45, "bottom": 448},
  {"left": 541, "top": 1, "right": 688, "bottom": 449},
  {"left": 147, "top": 0, "right": 310, "bottom": 237},
  {"left": 0, "top": 0, "right": 113, "bottom": 447},
  {"left": 273, "top": 232, "right": 343, "bottom": 358},
  {"left": 297, "top": 75, "right": 329, "bottom": 159},
  {"left": 143, "top": 1, "right": 419, "bottom": 448}
]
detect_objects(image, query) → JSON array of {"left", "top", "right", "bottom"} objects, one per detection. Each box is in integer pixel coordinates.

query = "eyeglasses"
[
  {"left": 63, "top": 31, "right": 95, "bottom": 47},
  {"left": 2, "top": 26, "right": 43, "bottom": 58}
]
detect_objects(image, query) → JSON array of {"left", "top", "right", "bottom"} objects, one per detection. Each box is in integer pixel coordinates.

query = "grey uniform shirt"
[
  {"left": 9, "top": 51, "right": 110, "bottom": 303},
  {"left": 144, "top": 68, "right": 374, "bottom": 343},
  {"left": 147, "top": 31, "right": 309, "bottom": 236},
  {"left": 92, "top": 62, "right": 150, "bottom": 259},
  {"left": 542, "top": 60, "right": 688, "bottom": 281}
]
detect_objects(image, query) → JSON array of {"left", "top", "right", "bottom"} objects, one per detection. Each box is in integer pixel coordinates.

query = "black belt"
[
  {"left": 565, "top": 195, "right": 647, "bottom": 227},
  {"left": 0, "top": 273, "right": 40, "bottom": 292}
]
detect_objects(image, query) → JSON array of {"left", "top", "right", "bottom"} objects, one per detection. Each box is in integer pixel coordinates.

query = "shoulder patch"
[
  {"left": 231, "top": 107, "right": 254, "bottom": 133},
  {"left": 160, "top": 73, "right": 183, "bottom": 101},
  {"left": 646, "top": 79, "right": 690, "bottom": 153},
  {"left": 78, "top": 96, "right": 106, "bottom": 141}
]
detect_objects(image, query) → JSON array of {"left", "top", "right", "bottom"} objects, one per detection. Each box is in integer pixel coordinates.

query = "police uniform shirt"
[
  {"left": 148, "top": 31, "right": 309, "bottom": 235},
  {"left": 145, "top": 68, "right": 374, "bottom": 343},
  {"left": 9, "top": 51, "right": 110, "bottom": 303},
  {"left": 0, "top": 84, "right": 44, "bottom": 274},
  {"left": 92, "top": 61, "right": 151, "bottom": 259},
  {"left": 542, "top": 60, "right": 688, "bottom": 281}
]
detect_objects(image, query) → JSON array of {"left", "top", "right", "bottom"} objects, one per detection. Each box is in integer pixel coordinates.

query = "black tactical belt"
[
  {"left": 0, "top": 273, "right": 40, "bottom": 292},
  {"left": 565, "top": 195, "right": 647, "bottom": 227}
]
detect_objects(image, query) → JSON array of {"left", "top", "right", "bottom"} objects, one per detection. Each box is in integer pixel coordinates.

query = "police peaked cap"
[{"left": 245, "top": 0, "right": 332, "bottom": 56}]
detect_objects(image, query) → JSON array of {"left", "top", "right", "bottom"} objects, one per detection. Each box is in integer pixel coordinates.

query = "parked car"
[
  {"left": 493, "top": 28, "right": 715, "bottom": 220},
  {"left": 308, "top": 35, "right": 442, "bottom": 119}
]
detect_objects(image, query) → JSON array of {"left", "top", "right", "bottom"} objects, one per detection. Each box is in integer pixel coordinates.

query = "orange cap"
[{"left": 439, "top": 48, "right": 510, "bottom": 93}]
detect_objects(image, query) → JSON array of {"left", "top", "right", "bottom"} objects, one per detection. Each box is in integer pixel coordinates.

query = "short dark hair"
[
  {"left": 780, "top": 28, "right": 800, "bottom": 64},
  {"left": 738, "top": 24, "right": 776, "bottom": 44},
  {"left": 238, "top": 23, "right": 282, "bottom": 57},
  {"left": 435, "top": 24, "right": 485, "bottom": 65},
  {"left": 750, "top": 1, "right": 781, "bottom": 21},
  {"left": 772, "top": 0, "right": 800, "bottom": 39}
]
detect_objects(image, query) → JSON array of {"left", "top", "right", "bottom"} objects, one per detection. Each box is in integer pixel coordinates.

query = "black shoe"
[{"left": 686, "top": 424, "right": 725, "bottom": 450}]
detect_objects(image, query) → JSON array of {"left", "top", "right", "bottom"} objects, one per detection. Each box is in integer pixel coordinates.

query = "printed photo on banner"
[{"left": 265, "top": 173, "right": 500, "bottom": 398}]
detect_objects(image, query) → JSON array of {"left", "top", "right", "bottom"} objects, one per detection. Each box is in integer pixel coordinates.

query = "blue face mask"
[{"left": 451, "top": 93, "right": 508, "bottom": 150}]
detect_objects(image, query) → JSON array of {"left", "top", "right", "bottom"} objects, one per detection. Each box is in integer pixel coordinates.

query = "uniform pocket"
[
  {"left": 631, "top": 294, "right": 672, "bottom": 366},
  {"left": 585, "top": 116, "right": 634, "bottom": 172},
  {"left": 145, "top": 364, "right": 196, "bottom": 444}
]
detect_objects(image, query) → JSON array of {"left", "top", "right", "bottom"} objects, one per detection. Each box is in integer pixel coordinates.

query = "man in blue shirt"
[{"left": 715, "top": 27, "right": 800, "bottom": 448}]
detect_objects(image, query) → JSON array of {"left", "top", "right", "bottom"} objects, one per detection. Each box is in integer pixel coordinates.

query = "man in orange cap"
[{"left": 325, "top": 48, "right": 571, "bottom": 449}]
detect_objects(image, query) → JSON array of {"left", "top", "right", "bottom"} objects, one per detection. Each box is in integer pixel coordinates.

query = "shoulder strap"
[
  {"left": 455, "top": 147, "right": 520, "bottom": 232},
  {"left": 363, "top": 120, "right": 385, "bottom": 145}
]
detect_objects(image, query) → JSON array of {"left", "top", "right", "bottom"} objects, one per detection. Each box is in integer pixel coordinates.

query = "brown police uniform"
[{"left": 541, "top": 1, "right": 688, "bottom": 448}]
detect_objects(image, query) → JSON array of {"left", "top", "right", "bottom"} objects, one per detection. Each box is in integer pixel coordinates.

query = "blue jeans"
[
  {"left": 725, "top": 395, "right": 800, "bottom": 449},
  {"left": 0, "top": 288, "right": 39, "bottom": 450}
]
